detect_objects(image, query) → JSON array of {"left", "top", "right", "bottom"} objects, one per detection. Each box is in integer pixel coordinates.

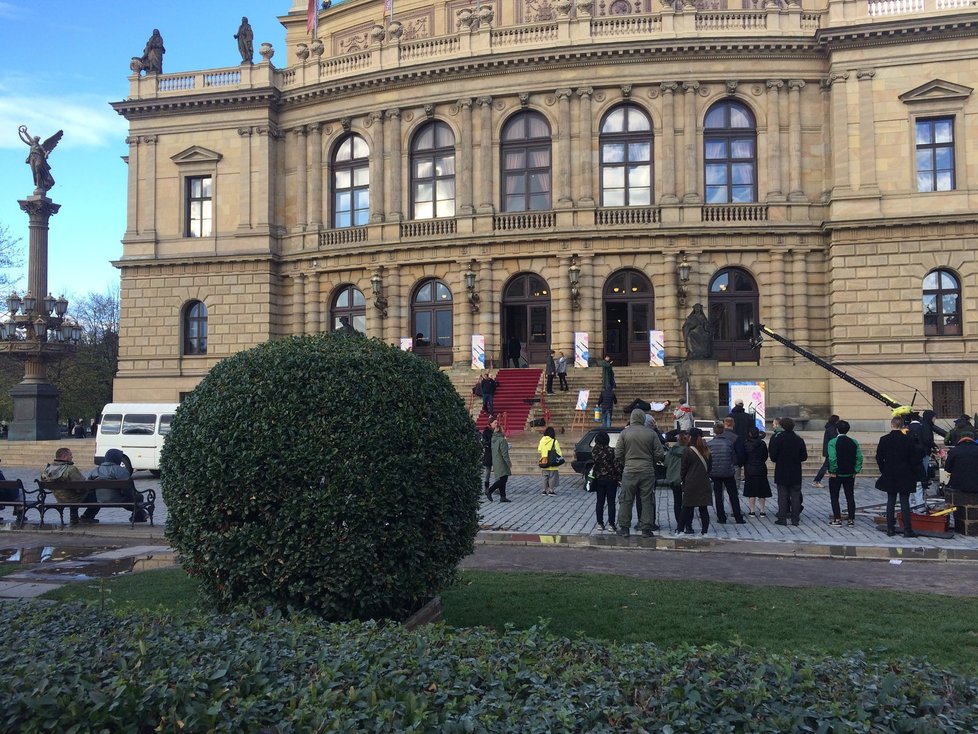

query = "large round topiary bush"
[{"left": 161, "top": 333, "right": 482, "bottom": 621}]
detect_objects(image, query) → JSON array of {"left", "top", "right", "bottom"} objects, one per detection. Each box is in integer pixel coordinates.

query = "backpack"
[{"left": 472, "top": 382, "right": 483, "bottom": 397}]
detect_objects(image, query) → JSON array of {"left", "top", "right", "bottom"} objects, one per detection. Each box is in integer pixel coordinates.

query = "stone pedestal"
[
  {"left": 676, "top": 359, "right": 719, "bottom": 422},
  {"left": 945, "top": 490, "right": 978, "bottom": 537},
  {"left": 8, "top": 380, "right": 61, "bottom": 441}
]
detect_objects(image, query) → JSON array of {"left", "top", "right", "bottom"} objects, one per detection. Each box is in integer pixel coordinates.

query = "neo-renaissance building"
[{"left": 112, "top": 0, "right": 978, "bottom": 421}]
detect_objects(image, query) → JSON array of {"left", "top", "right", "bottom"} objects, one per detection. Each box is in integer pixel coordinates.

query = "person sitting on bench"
[
  {"left": 88, "top": 449, "right": 147, "bottom": 523},
  {"left": 41, "top": 447, "right": 99, "bottom": 525}
]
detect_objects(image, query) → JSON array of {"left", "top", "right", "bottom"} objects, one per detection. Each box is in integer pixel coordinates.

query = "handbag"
[
  {"left": 538, "top": 438, "right": 565, "bottom": 468},
  {"left": 585, "top": 468, "right": 596, "bottom": 492}
]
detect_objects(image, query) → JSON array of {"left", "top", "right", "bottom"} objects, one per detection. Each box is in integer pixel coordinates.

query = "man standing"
[
  {"left": 597, "top": 384, "right": 617, "bottom": 429},
  {"left": 557, "top": 352, "right": 568, "bottom": 391},
  {"left": 708, "top": 422, "right": 746, "bottom": 524},
  {"left": 827, "top": 420, "right": 862, "bottom": 527},
  {"left": 769, "top": 416, "right": 808, "bottom": 526},
  {"left": 876, "top": 416, "right": 920, "bottom": 537},
  {"left": 506, "top": 334, "right": 522, "bottom": 368},
  {"left": 480, "top": 371, "right": 497, "bottom": 416},
  {"left": 545, "top": 351, "right": 557, "bottom": 394},
  {"left": 601, "top": 354, "right": 616, "bottom": 389},
  {"left": 615, "top": 408, "right": 665, "bottom": 537}
]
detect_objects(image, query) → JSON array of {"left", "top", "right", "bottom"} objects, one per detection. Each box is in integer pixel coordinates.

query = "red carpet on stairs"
[{"left": 475, "top": 368, "right": 542, "bottom": 435}]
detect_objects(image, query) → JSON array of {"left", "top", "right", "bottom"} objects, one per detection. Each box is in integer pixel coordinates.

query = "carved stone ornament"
[
  {"left": 259, "top": 42, "right": 274, "bottom": 62},
  {"left": 698, "top": 85, "right": 709, "bottom": 96},
  {"left": 519, "top": 92, "right": 530, "bottom": 107},
  {"left": 370, "top": 24, "right": 387, "bottom": 42},
  {"left": 577, "top": 0, "right": 595, "bottom": 14},
  {"left": 387, "top": 20, "right": 404, "bottom": 39},
  {"left": 296, "top": 43, "right": 310, "bottom": 61},
  {"left": 311, "top": 39, "right": 325, "bottom": 56},
  {"left": 477, "top": 4, "right": 495, "bottom": 24},
  {"left": 751, "top": 84, "right": 764, "bottom": 96},
  {"left": 341, "top": 117, "right": 352, "bottom": 131},
  {"left": 129, "top": 57, "right": 144, "bottom": 74},
  {"left": 725, "top": 80, "right": 739, "bottom": 95},
  {"left": 424, "top": 104, "right": 435, "bottom": 119},
  {"left": 593, "top": 91, "right": 606, "bottom": 102},
  {"left": 457, "top": 7, "right": 474, "bottom": 28},
  {"left": 620, "top": 84, "right": 632, "bottom": 98},
  {"left": 555, "top": 0, "right": 573, "bottom": 16}
]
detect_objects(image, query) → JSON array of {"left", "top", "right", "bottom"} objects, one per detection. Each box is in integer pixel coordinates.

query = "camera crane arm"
[{"left": 748, "top": 323, "right": 903, "bottom": 410}]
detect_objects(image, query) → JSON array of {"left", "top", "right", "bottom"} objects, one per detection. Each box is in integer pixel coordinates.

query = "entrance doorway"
[
  {"left": 501, "top": 273, "right": 551, "bottom": 366},
  {"left": 603, "top": 269, "right": 654, "bottom": 366},
  {"left": 708, "top": 267, "right": 758, "bottom": 364}
]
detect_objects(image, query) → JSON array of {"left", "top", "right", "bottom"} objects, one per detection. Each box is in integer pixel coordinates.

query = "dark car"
[{"left": 571, "top": 427, "right": 623, "bottom": 477}]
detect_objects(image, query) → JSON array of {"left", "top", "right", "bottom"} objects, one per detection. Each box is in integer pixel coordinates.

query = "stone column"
[
  {"left": 476, "top": 96, "right": 494, "bottom": 214},
  {"left": 293, "top": 273, "right": 306, "bottom": 335},
  {"left": 456, "top": 261, "right": 473, "bottom": 366},
  {"left": 787, "top": 80, "right": 806, "bottom": 201},
  {"left": 856, "top": 69, "right": 878, "bottom": 193},
  {"left": 237, "top": 127, "right": 253, "bottom": 231},
  {"left": 386, "top": 109, "right": 402, "bottom": 221},
  {"left": 457, "top": 98, "right": 475, "bottom": 214},
  {"left": 125, "top": 136, "right": 139, "bottom": 237},
  {"left": 765, "top": 80, "right": 784, "bottom": 201},
  {"left": 479, "top": 259, "right": 496, "bottom": 366},
  {"left": 576, "top": 87, "right": 595, "bottom": 206},
  {"left": 660, "top": 83, "right": 679, "bottom": 204},
  {"left": 304, "top": 271, "right": 320, "bottom": 334},
  {"left": 370, "top": 111, "right": 386, "bottom": 223},
  {"left": 664, "top": 252, "right": 681, "bottom": 360},
  {"left": 578, "top": 253, "right": 596, "bottom": 364},
  {"left": 142, "top": 135, "right": 157, "bottom": 236},
  {"left": 555, "top": 88, "right": 573, "bottom": 208},
  {"left": 255, "top": 126, "right": 272, "bottom": 229},
  {"left": 767, "top": 251, "right": 787, "bottom": 362},
  {"left": 682, "top": 81, "right": 700, "bottom": 203},
  {"left": 791, "top": 251, "right": 809, "bottom": 348},
  {"left": 295, "top": 126, "right": 308, "bottom": 229},
  {"left": 309, "top": 123, "right": 323, "bottom": 228},
  {"left": 385, "top": 265, "right": 401, "bottom": 344},
  {"left": 828, "top": 72, "right": 850, "bottom": 195}
]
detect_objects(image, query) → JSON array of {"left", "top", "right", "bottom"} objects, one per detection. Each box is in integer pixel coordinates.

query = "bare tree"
[
  {"left": 70, "top": 285, "right": 120, "bottom": 344},
  {"left": 0, "top": 224, "right": 24, "bottom": 292}
]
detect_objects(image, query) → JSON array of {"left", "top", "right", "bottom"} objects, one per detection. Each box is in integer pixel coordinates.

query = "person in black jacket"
[
  {"left": 876, "top": 416, "right": 922, "bottom": 537},
  {"left": 481, "top": 420, "right": 495, "bottom": 492},
  {"left": 919, "top": 409, "right": 946, "bottom": 496},
  {"left": 590, "top": 430, "right": 620, "bottom": 532},
  {"left": 944, "top": 434, "right": 978, "bottom": 493},
  {"left": 742, "top": 427, "right": 771, "bottom": 518},
  {"left": 812, "top": 415, "right": 839, "bottom": 488},
  {"left": 769, "top": 417, "right": 808, "bottom": 526}
]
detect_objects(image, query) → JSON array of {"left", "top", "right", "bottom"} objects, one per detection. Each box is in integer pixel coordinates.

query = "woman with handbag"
[
  {"left": 678, "top": 427, "right": 713, "bottom": 535},
  {"left": 537, "top": 426, "right": 563, "bottom": 495},
  {"left": 486, "top": 416, "right": 512, "bottom": 503},
  {"left": 590, "top": 430, "right": 619, "bottom": 532}
]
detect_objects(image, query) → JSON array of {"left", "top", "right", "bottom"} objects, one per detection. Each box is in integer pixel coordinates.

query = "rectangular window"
[
  {"left": 186, "top": 176, "right": 213, "bottom": 237},
  {"left": 915, "top": 117, "right": 955, "bottom": 192},
  {"left": 932, "top": 381, "right": 964, "bottom": 419},
  {"left": 100, "top": 414, "right": 122, "bottom": 435}
]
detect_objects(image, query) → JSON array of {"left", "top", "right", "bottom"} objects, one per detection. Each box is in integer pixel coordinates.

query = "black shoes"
[
  {"left": 735, "top": 518, "right": 747, "bottom": 524},
  {"left": 642, "top": 530, "right": 655, "bottom": 538},
  {"left": 499, "top": 498, "right": 511, "bottom": 503},
  {"left": 904, "top": 530, "right": 918, "bottom": 538},
  {"left": 616, "top": 529, "right": 630, "bottom": 537},
  {"left": 775, "top": 519, "right": 788, "bottom": 526},
  {"left": 485, "top": 489, "right": 493, "bottom": 502}
]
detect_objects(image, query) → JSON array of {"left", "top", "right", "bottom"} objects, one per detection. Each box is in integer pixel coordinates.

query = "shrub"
[
  {"left": 161, "top": 333, "right": 481, "bottom": 621},
  {"left": 1, "top": 603, "right": 977, "bottom": 733}
]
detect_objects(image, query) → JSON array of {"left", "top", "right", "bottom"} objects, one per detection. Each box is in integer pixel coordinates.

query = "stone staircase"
[{"left": 1, "top": 439, "right": 96, "bottom": 469}]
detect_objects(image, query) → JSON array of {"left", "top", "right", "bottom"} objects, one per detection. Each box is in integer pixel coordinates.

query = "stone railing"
[
  {"left": 591, "top": 15, "right": 663, "bottom": 36},
  {"left": 491, "top": 22, "right": 560, "bottom": 47},
  {"left": 595, "top": 207, "right": 661, "bottom": 226},
  {"left": 400, "top": 35, "right": 461, "bottom": 61},
  {"left": 700, "top": 204, "right": 769, "bottom": 222},
  {"left": 695, "top": 11, "right": 768, "bottom": 31},
  {"left": 319, "top": 226, "right": 369, "bottom": 247},
  {"left": 400, "top": 218, "right": 458, "bottom": 238},
  {"left": 493, "top": 212, "right": 556, "bottom": 231}
]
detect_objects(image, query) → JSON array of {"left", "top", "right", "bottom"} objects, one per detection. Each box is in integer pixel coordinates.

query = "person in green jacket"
[
  {"left": 486, "top": 416, "right": 512, "bottom": 503},
  {"left": 663, "top": 431, "right": 689, "bottom": 530},
  {"left": 827, "top": 420, "right": 863, "bottom": 527}
]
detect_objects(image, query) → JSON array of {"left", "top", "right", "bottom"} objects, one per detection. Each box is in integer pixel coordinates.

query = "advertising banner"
[
  {"left": 729, "top": 381, "right": 766, "bottom": 432},
  {"left": 471, "top": 334, "right": 485, "bottom": 370},
  {"left": 574, "top": 332, "right": 589, "bottom": 368},
  {"left": 649, "top": 330, "right": 665, "bottom": 367}
]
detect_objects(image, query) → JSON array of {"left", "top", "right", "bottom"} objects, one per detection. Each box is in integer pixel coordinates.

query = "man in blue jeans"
[{"left": 598, "top": 385, "right": 617, "bottom": 429}]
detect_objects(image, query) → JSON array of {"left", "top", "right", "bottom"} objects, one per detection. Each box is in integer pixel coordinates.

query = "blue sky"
[{"left": 0, "top": 2, "right": 291, "bottom": 301}]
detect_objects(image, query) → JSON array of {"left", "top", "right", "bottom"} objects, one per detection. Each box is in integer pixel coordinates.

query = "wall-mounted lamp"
[
  {"left": 568, "top": 255, "right": 582, "bottom": 310},
  {"left": 677, "top": 252, "right": 691, "bottom": 309},
  {"left": 370, "top": 269, "right": 388, "bottom": 318},
  {"left": 464, "top": 260, "right": 480, "bottom": 313}
]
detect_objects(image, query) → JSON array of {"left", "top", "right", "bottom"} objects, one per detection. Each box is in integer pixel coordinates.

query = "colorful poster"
[
  {"left": 649, "top": 330, "right": 665, "bottom": 367},
  {"left": 399, "top": 337, "right": 413, "bottom": 352},
  {"left": 729, "top": 381, "right": 766, "bottom": 432},
  {"left": 574, "top": 332, "right": 589, "bottom": 368},
  {"left": 576, "top": 389, "right": 589, "bottom": 411},
  {"left": 471, "top": 334, "right": 485, "bottom": 370}
]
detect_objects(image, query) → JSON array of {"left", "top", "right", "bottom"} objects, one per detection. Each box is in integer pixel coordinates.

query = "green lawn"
[
  {"left": 0, "top": 564, "right": 23, "bottom": 579},
  {"left": 42, "top": 567, "right": 978, "bottom": 672}
]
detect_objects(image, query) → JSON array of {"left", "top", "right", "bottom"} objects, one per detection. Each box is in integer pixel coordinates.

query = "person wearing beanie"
[{"left": 88, "top": 448, "right": 146, "bottom": 523}]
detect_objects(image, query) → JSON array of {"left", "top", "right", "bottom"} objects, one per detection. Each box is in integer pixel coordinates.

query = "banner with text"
[{"left": 574, "top": 332, "right": 589, "bottom": 368}]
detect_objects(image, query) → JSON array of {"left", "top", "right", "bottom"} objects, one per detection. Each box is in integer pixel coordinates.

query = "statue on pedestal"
[
  {"left": 682, "top": 303, "right": 714, "bottom": 360},
  {"left": 18, "top": 125, "right": 63, "bottom": 195},
  {"left": 235, "top": 17, "right": 254, "bottom": 64},
  {"left": 140, "top": 29, "right": 165, "bottom": 74}
]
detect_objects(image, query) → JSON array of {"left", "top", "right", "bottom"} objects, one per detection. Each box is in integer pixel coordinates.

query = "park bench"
[
  {"left": 0, "top": 479, "right": 39, "bottom": 529},
  {"left": 34, "top": 478, "right": 156, "bottom": 528}
]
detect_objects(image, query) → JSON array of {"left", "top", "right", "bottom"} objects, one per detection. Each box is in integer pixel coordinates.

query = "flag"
[
  {"left": 307, "top": 0, "right": 318, "bottom": 37},
  {"left": 384, "top": 0, "right": 393, "bottom": 21}
]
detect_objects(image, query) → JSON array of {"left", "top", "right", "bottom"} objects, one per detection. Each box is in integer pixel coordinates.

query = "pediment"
[
  {"left": 171, "top": 146, "right": 223, "bottom": 164},
  {"left": 899, "top": 80, "right": 973, "bottom": 105}
]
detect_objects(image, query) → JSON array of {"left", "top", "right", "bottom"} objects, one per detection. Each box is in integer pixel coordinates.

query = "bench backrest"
[
  {"left": 0, "top": 479, "right": 25, "bottom": 502},
  {"left": 36, "top": 479, "right": 135, "bottom": 493}
]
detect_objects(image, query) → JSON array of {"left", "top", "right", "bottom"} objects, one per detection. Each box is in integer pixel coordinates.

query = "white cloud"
[
  {"left": 0, "top": 2, "right": 26, "bottom": 20},
  {"left": 0, "top": 93, "right": 127, "bottom": 149}
]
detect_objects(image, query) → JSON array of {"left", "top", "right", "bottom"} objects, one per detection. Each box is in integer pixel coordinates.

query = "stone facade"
[{"left": 111, "top": 0, "right": 978, "bottom": 423}]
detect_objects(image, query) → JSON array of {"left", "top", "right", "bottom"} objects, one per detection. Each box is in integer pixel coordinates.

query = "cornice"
[
  {"left": 112, "top": 89, "right": 281, "bottom": 120},
  {"left": 815, "top": 14, "right": 978, "bottom": 50}
]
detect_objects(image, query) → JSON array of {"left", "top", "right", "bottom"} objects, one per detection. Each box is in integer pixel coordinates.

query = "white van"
[{"left": 95, "top": 403, "right": 180, "bottom": 475}]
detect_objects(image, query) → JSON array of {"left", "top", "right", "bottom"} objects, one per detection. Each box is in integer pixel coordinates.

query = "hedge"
[
  {"left": 160, "top": 333, "right": 482, "bottom": 621},
  {"left": 1, "top": 603, "right": 975, "bottom": 733}
]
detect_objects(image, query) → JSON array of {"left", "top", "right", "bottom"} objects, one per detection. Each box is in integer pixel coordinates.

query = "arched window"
[
  {"left": 330, "top": 284, "right": 366, "bottom": 335},
  {"left": 410, "top": 121, "right": 456, "bottom": 219},
  {"left": 599, "top": 105, "right": 652, "bottom": 207},
  {"left": 704, "top": 101, "right": 757, "bottom": 204},
  {"left": 923, "top": 269, "right": 962, "bottom": 336},
  {"left": 183, "top": 300, "right": 207, "bottom": 355},
  {"left": 501, "top": 111, "right": 552, "bottom": 212},
  {"left": 332, "top": 134, "right": 369, "bottom": 228},
  {"left": 603, "top": 268, "right": 654, "bottom": 366},
  {"left": 412, "top": 279, "right": 454, "bottom": 365},
  {"left": 708, "top": 268, "right": 758, "bottom": 363}
]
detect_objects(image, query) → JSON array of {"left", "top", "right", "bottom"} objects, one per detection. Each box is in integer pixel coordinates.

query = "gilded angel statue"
[{"left": 19, "top": 125, "right": 64, "bottom": 195}]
